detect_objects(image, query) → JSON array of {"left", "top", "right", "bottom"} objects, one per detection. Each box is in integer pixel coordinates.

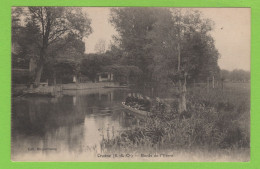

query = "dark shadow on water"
[{"left": 11, "top": 88, "right": 142, "bottom": 158}]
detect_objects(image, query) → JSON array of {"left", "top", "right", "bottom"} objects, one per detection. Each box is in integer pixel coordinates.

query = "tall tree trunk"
[
  {"left": 34, "top": 62, "right": 43, "bottom": 87},
  {"left": 34, "top": 48, "right": 46, "bottom": 87},
  {"left": 178, "top": 73, "right": 187, "bottom": 113},
  {"left": 177, "top": 42, "right": 187, "bottom": 113},
  {"left": 207, "top": 77, "right": 209, "bottom": 93},
  {"left": 221, "top": 79, "right": 224, "bottom": 91},
  {"left": 212, "top": 76, "right": 215, "bottom": 89}
]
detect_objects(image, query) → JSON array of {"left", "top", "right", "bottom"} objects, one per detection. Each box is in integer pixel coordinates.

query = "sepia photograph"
[{"left": 11, "top": 7, "right": 250, "bottom": 162}]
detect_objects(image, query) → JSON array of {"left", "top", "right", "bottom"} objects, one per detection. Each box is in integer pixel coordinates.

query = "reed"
[{"left": 101, "top": 82, "right": 250, "bottom": 155}]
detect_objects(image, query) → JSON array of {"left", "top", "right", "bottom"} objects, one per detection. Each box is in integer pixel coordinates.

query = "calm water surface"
[{"left": 12, "top": 88, "right": 148, "bottom": 161}]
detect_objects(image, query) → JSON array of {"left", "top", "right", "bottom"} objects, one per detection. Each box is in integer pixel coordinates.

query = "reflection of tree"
[
  {"left": 12, "top": 96, "right": 86, "bottom": 136},
  {"left": 12, "top": 96, "right": 88, "bottom": 155},
  {"left": 11, "top": 89, "right": 134, "bottom": 156},
  {"left": 12, "top": 89, "right": 123, "bottom": 137}
]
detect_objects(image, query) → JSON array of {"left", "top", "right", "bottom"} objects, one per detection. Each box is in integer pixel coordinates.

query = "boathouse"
[{"left": 97, "top": 72, "right": 114, "bottom": 82}]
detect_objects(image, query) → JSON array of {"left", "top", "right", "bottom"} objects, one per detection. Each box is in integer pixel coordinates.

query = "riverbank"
[
  {"left": 62, "top": 82, "right": 121, "bottom": 90},
  {"left": 101, "top": 83, "right": 250, "bottom": 160},
  {"left": 12, "top": 84, "right": 62, "bottom": 97},
  {"left": 12, "top": 82, "right": 126, "bottom": 97}
]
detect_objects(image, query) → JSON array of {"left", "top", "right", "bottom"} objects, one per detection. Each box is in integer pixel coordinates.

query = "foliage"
[
  {"left": 80, "top": 53, "right": 114, "bottom": 82},
  {"left": 12, "top": 14, "right": 42, "bottom": 68},
  {"left": 103, "top": 64, "right": 143, "bottom": 84},
  {"left": 109, "top": 8, "right": 220, "bottom": 83},
  {"left": 220, "top": 69, "right": 250, "bottom": 82},
  {"left": 80, "top": 51, "right": 143, "bottom": 83},
  {"left": 41, "top": 33, "right": 86, "bottom": 83},
  {"left": 12, "top": 7, "right": 92, "bottom": 85},
  {"left": 27, "top": 7, "right": 92, "bottom": 45},
  {"left": 149, "top": 9, "right": 220, "bottom": 82},
  {"left": 110, "top": 7, "right": 158, "bottom": 80},
  {"left": 101, "top": 83, "right": 250, "bottom": 152},
  {"left": 94, "top": 39, "right": 107, "bottom": 54},
  {"left": 109, "top": 8, "right": 221, "bottom": 113}
]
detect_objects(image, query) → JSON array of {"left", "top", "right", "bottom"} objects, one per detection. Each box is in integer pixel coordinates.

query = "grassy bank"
[{"left": 101, "top": 82, "right": 250, "bottom": 160}]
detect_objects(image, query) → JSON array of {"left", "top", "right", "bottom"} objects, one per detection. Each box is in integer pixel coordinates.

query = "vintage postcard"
[{"left": 11, "top": 7, "right": 250, "bottom": 162}]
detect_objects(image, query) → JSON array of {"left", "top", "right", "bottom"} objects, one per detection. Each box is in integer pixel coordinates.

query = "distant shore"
[{"left": 12, "top": 82, "right": 126, "bottom": 97}]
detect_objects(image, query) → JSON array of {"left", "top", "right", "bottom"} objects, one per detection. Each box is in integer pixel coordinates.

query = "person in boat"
[
  {"left": 136, "top": 95, "right": 151, "bottom": 112},
  {"left": 132, "top": 93, "right": 139, "bottom": 104},
  {"left": 125, "top": 93, "right": 140, "bottom": 106},
  {"left": 125, "top": 93, "right": 135, "bottom": 106},
  {"left": 137, "top": 94, "right": 145, "bottom": 105},
  {"left": 125, "top": 93, "right": 151, "bottom": 111},
  {"left": 129, "top": 93, "right": 141, "bottom": 109},
  {"left": 125, "top": 94, "right": 131, "bottom": 104}
]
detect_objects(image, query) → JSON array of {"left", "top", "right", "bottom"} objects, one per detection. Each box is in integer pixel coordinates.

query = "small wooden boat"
[{"left": 121, "top": 102, "right": 151, "bottom": 116}]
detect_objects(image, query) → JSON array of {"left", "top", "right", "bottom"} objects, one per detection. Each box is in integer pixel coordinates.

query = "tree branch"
[
  {"left": 48, "top": 30, "right": 68, "bottom": 46},
  {"left": 48, "top": 28, "right": 68, "bottom": 42}
]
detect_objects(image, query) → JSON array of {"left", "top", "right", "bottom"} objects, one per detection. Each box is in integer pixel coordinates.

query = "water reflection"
[{"left": 11, "top": 88, "right": 138, "bottom": 161}]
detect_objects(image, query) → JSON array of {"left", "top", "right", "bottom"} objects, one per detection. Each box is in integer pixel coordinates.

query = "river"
[
  {"left": 12, "top": 88, "right": 147, "bottom": 161},
  {"left": 11, "top": 86, "right": 173, "bottom": 161}
]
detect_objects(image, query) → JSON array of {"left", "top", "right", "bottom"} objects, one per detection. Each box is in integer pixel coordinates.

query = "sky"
[
  {"left": 83, "top": 7, "right": 250, "bottom": 71},
  {"left": 83, "top": 8, "right": 116, "bottom": 54}
]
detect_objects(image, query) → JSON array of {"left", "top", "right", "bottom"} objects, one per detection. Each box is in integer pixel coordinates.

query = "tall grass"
[{"left": 101, "top": 82, "right": 250, "bottom": 154}]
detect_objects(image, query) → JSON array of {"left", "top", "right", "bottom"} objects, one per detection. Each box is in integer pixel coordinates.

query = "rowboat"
[{"left": 121, "top": 102, "right": 151, "bottom": 116}]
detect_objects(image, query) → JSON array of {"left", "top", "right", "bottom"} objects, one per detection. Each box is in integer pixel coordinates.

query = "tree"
[
  {"left": 94, "top": 39, "right": 106, "bottom": 54},
  {"left": 12, "top": 7, "right": 24, "bottom": 44},
  {"left": 106, "top": 43, "right": 123, "bottom": 63},
  {"left": 43, "top": 33, "right": 86, "bottom": 84},
  {"left": 12, "top": 8, "right": 42, "bottom": 71},
  {"left": 110, "top": 8, "right": 220, "bottom": 113},
  {"left": 148, "top": 9, "right": 220, "bottom": 113},
  {"left": 110, "top": 7, "right": 157, "bottom": 80},
  {"left": 221, "top": 69, "right": 250, "bottom": 82},
  {"left": 102, "top": 64, "right": 143, "bottom": 84},
  {"left": 80, "top": 53, "right": 115, "bottom": 82},
  {"left": 17, "top": 7, "right": 92, "bottom": 86},
  {"left": 80, "top": 54, "right": 102, "bottom": 82}
]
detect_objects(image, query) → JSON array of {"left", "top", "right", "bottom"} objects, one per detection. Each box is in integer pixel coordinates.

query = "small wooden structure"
[{"left": 97, "top": 72, "right": 114, "bottom": 82}]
